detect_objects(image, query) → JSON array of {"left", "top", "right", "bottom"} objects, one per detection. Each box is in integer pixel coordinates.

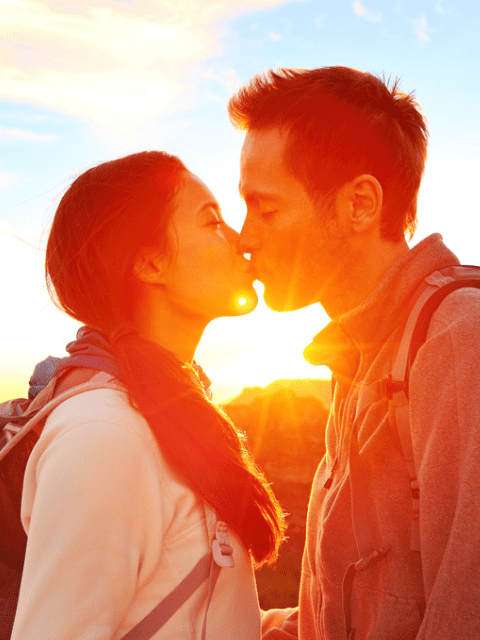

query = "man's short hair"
[{"left": 228, "top": 66, "right": 428, "bottom": 241}]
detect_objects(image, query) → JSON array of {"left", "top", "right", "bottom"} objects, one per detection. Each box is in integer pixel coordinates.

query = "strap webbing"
[
  {"left": 390, "top": 274, "right": 480, "bottom": 552},
  {"left": 121, "top": 552, "right": 216, "bottom": 640},
  {"left": 201, "top": 560, "right": 222, "bottom": 640},
  {"left": 0, "top": 372, "right": 121, "bottom": 462},
  {"left": 408, "top": 279, "right": 480, "bottom": 383}
]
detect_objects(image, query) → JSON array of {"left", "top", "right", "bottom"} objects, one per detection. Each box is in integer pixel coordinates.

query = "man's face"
[{"left": 239, "top": 128, "right": 346, "bottom": 312}]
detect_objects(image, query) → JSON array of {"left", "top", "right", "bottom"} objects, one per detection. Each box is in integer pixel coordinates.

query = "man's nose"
[
  {"left": 237, "top": 217, "right": 261, "bottom": 255},
  {"left": 223, "top": 224, "right": 240, "bottom": 246}
]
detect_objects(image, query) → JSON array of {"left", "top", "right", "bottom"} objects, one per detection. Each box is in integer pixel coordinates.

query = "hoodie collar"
[{"left": 304, "top": 234, "right": 460, "bottom": 374}]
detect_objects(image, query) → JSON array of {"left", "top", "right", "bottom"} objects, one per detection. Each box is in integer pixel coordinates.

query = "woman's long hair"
[{"left": 45, "top": 151, "right": 285, "bottom": 566}]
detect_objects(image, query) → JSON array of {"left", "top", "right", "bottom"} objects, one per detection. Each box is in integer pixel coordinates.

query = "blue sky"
[{"left": 1, "top": 0, "right": 479, "bottom": 402}]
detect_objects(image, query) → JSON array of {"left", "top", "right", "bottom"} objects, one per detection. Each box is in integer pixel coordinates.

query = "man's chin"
[
  {"left": 262, "top": 282, "right": 320, "bottom": 312},
  {"left": 263, "top": 289, "right": 300, "bottom": 313}
]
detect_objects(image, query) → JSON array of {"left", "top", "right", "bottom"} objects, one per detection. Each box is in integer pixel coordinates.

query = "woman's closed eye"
[
  {"left": 207, "top": 215, "right": 225, "bottom": 228},
  {"left": 260, "top": 209, "right": 277, "bottom": 220}
]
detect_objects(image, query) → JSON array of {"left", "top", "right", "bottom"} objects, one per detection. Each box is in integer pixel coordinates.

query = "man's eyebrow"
[{"left": 239, "top": 188, "right": 281, "bottom": 204}]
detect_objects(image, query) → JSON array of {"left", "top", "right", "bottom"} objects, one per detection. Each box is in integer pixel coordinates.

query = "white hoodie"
[{"left": 12, "top": 386, "right": 261, "bottom": 639}]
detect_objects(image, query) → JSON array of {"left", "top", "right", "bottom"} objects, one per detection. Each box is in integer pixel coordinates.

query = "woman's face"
[{"left": 160, "top": 171, "right": 258, "bottom": 321}]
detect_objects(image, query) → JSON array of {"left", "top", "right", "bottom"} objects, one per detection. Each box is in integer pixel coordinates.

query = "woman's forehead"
[{"left": 173, "top": 171, "right": 220, "bottom": 220}]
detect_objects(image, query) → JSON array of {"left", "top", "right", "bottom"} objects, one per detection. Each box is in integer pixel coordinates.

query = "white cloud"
[
  {"left": 0, "top": 125, "right": 57, "bottom": 142},
  {"left": 269, "top": 31, "right": 282, "bottom": 40},
  {"left": 412, "top": 13, "right": 433, "bottom": 42},
  {"left": 204, "top": 90, "right": 224, "bottom": 104},
  {"left": 0, "top": 0, "right": 289, "bottom": 133},
  {"left": 1, "top": 112, "right": 48, "bottom": 121},
  {"left": 0, "top": 172, "right": 21, "bottom": 191},
  {"left": 314, "top": 13, "right": 327, "bottom": 28},
  {"left": 353, "top": 1, "right": 382, "bottom": 23},
  {"left": 435, "top": 1, "right": 456, "bottom": 16},
  {"left": 202, "top": 67, "right": 243, "bottom": 95}
]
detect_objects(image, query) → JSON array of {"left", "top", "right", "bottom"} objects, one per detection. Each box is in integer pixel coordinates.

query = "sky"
[{"left": 1, "top": 0, "right": 479, "bottom": 403}]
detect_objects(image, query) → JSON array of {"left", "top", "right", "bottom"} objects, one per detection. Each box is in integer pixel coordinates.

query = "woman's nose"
[{"left": 223, "top": 224, "right": 240, "bottom": 247}]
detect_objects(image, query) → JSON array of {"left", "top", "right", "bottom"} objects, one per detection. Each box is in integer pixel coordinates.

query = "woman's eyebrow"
[{"left": 198, "top": 201, "right": 221, "bottom": 215}]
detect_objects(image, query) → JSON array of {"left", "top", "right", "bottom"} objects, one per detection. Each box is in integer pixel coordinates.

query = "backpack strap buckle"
[
  {"left": 380, "top": 375, "right": 406, "bottom": 401},
  {"left": 2, "top": 423, "right": 21, "bottom": 443},
  {"left": 212, "top": 521, "right": 234, "bottom": 567}
]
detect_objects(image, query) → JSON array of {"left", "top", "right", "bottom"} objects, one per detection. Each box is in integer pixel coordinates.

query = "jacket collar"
[{"left": 304, "top": 234, "right": 460, "bottom": 375}]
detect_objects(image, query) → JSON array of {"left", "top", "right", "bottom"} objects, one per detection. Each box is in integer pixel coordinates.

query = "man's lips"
[
  {"left": 243, "top": 260, "right": 259, "bottom": 280},
  {"left": 248, "top": 263, "right": 263, "bottom": 283}
]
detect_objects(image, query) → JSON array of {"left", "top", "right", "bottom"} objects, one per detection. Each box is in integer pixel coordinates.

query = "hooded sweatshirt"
[
  {"left": 264, "top": 234, "right": 480, "bottom": 640},
  {"left": 12, "top": 383, "right": 261, "bottom": 639}
]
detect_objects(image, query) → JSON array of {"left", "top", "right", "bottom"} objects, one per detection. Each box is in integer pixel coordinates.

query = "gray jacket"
[{"left": 266, "top": 234, "right": 480, "bottom": 639}]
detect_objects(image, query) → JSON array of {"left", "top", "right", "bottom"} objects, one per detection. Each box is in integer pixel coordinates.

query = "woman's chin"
[
  {"left": 203, "top": 288, "right": 258, "bottom": 321},
  {"left": 236, "top": 292, "right": 258, "bottom": 315}
]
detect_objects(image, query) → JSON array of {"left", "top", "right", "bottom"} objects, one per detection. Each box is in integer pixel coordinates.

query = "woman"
[{"left": 11, "top": 151, "right": 285, "bottom": 639}]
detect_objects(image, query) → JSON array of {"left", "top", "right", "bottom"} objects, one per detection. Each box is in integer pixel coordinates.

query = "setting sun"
[{"left": 231, "top": 292, "right": 257, "bottom": 316}]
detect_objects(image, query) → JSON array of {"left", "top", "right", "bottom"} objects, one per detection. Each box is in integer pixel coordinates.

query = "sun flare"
[{"left": 231, "top": 293, "right": 257, "bottom": 315}]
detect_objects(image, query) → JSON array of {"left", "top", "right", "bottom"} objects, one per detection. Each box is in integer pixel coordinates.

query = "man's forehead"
[
  {"left": 239, "top": 127, "right": 290, "bottom": 197},
  {"left": 241, "top": 127, "right": 288, "bottom": 161}
]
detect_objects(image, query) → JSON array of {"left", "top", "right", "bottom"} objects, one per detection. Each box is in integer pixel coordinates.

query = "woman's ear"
[
  {"left": 133, "top": 248, "right": 169, "bottom": 285},
  {"left": 337, "top": 174, "right": 383, "bottom": 234}
]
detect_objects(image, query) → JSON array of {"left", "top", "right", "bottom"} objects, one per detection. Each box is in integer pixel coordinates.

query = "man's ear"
[
  {"left": 133, "top": 248, "right": 169, "bottom": 285},
  {"left": 337, "top": 174, "right": 383, "bottom": 233}
]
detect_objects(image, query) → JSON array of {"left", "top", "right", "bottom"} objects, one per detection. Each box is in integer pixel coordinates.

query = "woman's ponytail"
[{"left": 111, "top": 331, "right": 285, "bottom": 565}]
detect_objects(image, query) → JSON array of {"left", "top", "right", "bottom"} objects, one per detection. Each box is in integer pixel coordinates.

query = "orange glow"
[{"left": 233, "top": 293, "right": 256, "bottom": 314}]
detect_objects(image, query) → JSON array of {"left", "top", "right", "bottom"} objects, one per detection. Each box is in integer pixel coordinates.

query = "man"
[{"left": 228, "top": 67, "right": 480, "bottom": 639}]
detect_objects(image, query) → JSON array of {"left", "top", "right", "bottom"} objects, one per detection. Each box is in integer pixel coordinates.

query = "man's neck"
[{"left": 322, "top": 237, "right": 409, "bottom": 319}]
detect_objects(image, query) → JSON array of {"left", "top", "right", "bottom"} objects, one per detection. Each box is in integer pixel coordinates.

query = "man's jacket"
[{"left": 266, "top": 233, "right": 480, "bottom": 639}]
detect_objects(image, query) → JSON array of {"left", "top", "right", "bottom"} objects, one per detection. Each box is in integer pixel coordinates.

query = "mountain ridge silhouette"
[{"left": 225, "top": 377, "right": 332, "bottom": 409}]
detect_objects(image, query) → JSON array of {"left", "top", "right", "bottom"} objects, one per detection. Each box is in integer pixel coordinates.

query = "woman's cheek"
[{"left": 213, "top": 228, "right": 230, "bottom": 246}]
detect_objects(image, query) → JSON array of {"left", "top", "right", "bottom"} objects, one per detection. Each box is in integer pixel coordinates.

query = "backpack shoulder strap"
[
  {"left": 0, "top": 372, "right": 123, "bottom": 462},
  {"left": 120, "top": 552, "right": 214, "bottom": 640},
  {"left": 120, "top": 504, "right": 235, "bottom": 640},
  {"left": 388, "top": 266, "right": 480, "bottom": 552}
]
